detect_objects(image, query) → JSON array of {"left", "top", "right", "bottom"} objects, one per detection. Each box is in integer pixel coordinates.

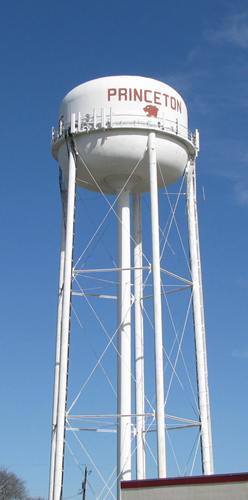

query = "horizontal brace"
[
  {"left": 162, "top": 192, "right": 187, "bottom": 196},
  {"left": 146, "top": 423, "right": 200, "bottom": 432},
  {"left": 72, "top": 291, "right": 117, "bottom": 300},
  {"left": 67, "top": 413, "right": 199, "bottom": 424},
  {"left": 66, "top": 427, "right": 116, "bottom": 433},
  {"left": 73, "top": 266, "right": 151, "bottom": 275},
  {"left": 67, "top": 412, "right": 155, "bottom": 419},
  {"left": 67, "top": 424, "right": 200, "bottom": 433}
]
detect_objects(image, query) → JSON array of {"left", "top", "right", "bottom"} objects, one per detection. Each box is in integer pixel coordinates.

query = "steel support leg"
[
  {"left": 48, "top": 175, "right": 67, "bottom": 500},
  {"left": 53, "top": 148, "right": 76, "bottom": 500},
  {"left": 133, "top": 192, "right": 146, "bottom": 479},
  {"left": 186, "top": 160, "right": 214, "bottom": 475}
]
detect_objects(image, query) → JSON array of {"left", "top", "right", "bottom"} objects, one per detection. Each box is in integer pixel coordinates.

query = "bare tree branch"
[{"left": 0, "top": 468, "right": 27, "bottom": 500}]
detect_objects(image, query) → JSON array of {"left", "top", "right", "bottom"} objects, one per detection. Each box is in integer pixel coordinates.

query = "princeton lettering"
[
  {"left": 162, "top": 93, "right": 169, "bottom": 106},
  {"left": 154, "top": 92, "right": 161, "bottom": 105},
  {"left": 133, "top": 88, "right": 143, "bottom": 101},
  {"left": 171, "top": 96, "right": 177, "bottom": 110},
  {"left": 144, "top": 89, "right": 152, "bottom": 103},
  {"left": 107, "top": 88, "right": 117, "bottom": 100},
  {"left": 177, "top": 100, "right": 182, "bottom": 113},
  {"left": 119, "top": 88, "right": 128, "bottom": 100},
  {"left": 107, "top": 87, "right": 182, "bottom": 113}
]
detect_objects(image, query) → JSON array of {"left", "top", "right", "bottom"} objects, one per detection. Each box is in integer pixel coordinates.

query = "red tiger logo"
[{"left": 143, "top": 105, "right": 159, "bottom": 117}]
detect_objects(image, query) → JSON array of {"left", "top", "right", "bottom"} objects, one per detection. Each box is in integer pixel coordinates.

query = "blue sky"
[{"left": 1, "top": 0, "right": 248, "bottom": 498}]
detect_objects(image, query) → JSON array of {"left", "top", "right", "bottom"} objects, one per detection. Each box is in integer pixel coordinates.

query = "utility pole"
[{"left": 81, "top": 466, "right": 88, "bottom": 500}]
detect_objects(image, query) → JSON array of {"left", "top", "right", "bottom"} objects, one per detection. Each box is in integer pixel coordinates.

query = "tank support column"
[
  {"left": 117, "top": 188, "right": 132, "bottom": 497},
  {"left": 49, "top": 174, "right": 67, "bottom": 500},
  {"left": 133, "top": 192, "right": 146, "bottom": 479},
  {"left": 186, "top": 159, "right": 214, "bottom": 475},
  {"left": 148, "top": 132, "right": 166, "bottom": 478},
  {"left": 53, "top": 146, "right": 77, "bottom": 500}
]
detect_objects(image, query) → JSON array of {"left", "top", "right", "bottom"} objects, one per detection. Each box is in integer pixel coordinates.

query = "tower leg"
[
  {"left": 117, "top": 188, "right": 132, "bottom": 498},
  {"left": 53, "top": 147, "right": 77, "bottom": 500},
  {"left": 49, "top": 175, "right": 66, "bottom": 500},
  {"left": 133, "top": 192, "right": 146, "bottom": 479},
  {"left": 186, "top": 160, "right": 214, "bottom": 475},
  {"left": 148, "top": 132, "right": 166, "bottom": 478}
]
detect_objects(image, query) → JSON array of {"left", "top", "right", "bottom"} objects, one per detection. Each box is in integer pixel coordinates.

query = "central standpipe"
[
  {"left": 117, "top": 188, "right": 132, "bottom": 495},
  {"left": 148, "top": 132, "right": 166, "bottom": 478},
  {"left": 133, "top": 193, "right": 146, "bottom": 479}
]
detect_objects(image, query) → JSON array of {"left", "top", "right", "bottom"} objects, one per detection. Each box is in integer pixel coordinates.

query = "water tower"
[{"left": 49, "top": 76, "right": 213, "bottom": 500}]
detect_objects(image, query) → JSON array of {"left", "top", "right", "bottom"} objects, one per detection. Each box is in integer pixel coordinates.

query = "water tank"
[{"left": 52, "top": 75, "right": 195, "bottom": 193}]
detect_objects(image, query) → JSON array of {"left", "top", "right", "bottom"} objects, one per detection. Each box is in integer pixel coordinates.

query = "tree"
[
  {"left": 0, "top": 468, "right": 27, "bottom": 500},
  {"left": 27, "top": 498, "right": 45, "bottom": 500}
]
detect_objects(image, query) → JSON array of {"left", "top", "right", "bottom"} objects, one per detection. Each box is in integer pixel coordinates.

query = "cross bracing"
[{"left": 49, "top": 134, "right": 213, "bottom": 500}]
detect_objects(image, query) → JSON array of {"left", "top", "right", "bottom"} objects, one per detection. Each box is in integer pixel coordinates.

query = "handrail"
[{"left": 52, "top": 109, "right": 195, "bottom": 146}]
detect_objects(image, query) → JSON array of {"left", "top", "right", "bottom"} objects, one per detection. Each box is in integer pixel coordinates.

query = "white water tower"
[{"left": 49, "top": 76, "right": 213, "bottom": 500}]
